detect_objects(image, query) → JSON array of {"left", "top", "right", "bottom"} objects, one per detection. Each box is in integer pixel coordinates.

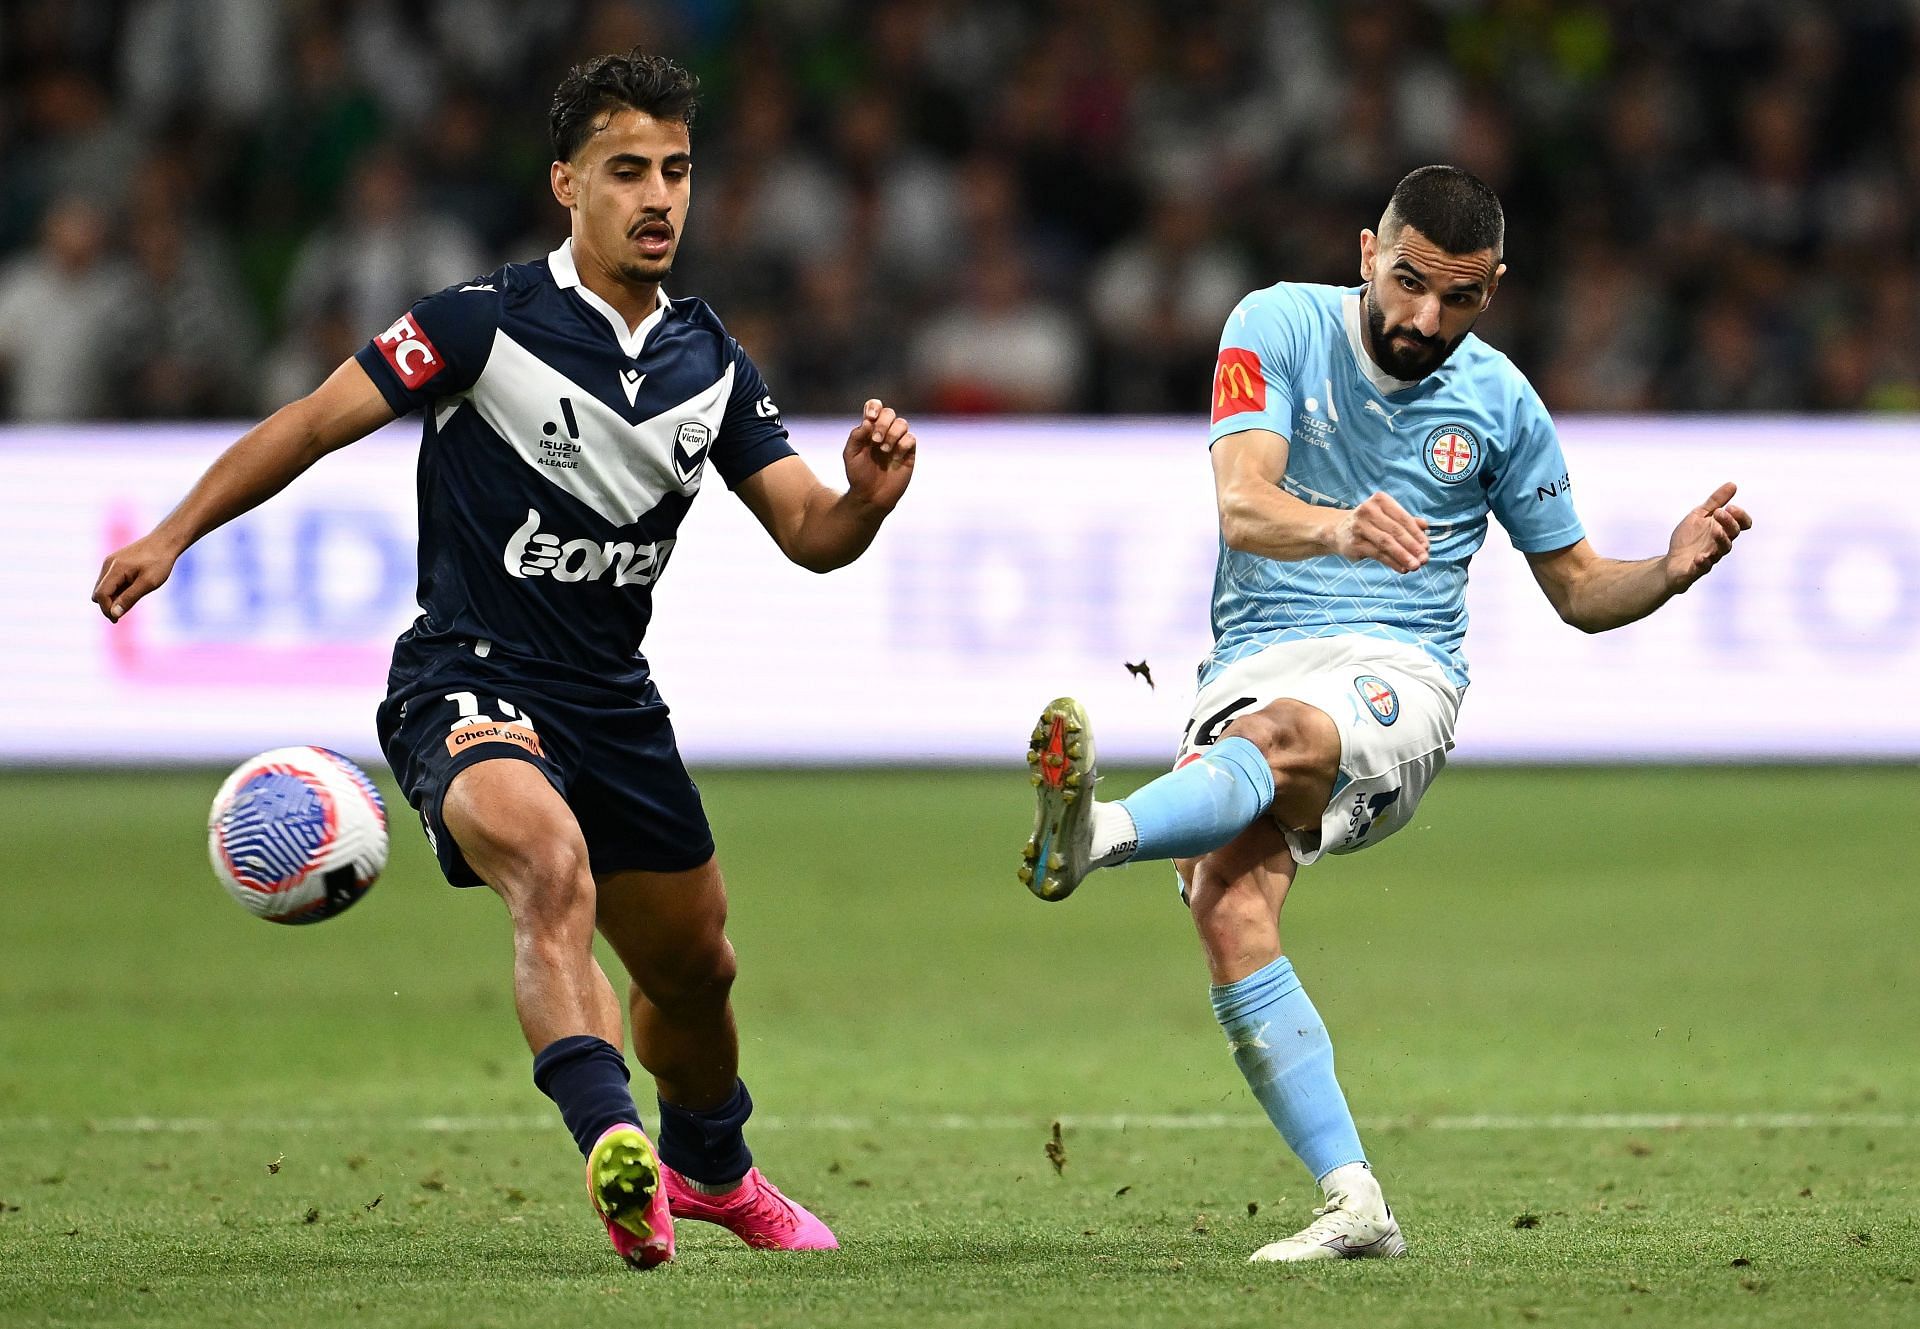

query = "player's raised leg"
[
  {"left": 1180, "top": 816, "right": 1403, "bottom": 1263},
  {"left": 441, "top": 759, "right": 671, "bottom": 1268},
  {"left": 596, "top": 860, "right": 837, "bottom": 1251},
  {"left": 1019, "top": 696, "right": 1331, "bottom": 901}
]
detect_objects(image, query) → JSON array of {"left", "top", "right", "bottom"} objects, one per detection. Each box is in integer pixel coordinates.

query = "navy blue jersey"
[{"left": 353, "top": 240, "right": 795, "bottom": 691}]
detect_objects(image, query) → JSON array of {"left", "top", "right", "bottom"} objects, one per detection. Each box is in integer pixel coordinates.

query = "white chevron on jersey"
[{"left": 469, "top": 330, "right": 734, "bottom": 527}]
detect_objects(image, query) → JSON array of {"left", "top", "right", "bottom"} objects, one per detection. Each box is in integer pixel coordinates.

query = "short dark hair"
[
  {"left": 549, "top": 49, "right": 700, "bottom": 163},
  {"left": 1381, "top": 165, "right": 1504, "bottom": 257}
]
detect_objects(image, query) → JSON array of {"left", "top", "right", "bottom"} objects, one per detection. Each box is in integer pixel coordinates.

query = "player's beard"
[
  {"left": 1364, "top": 286, "right": 1467, "bottom": 380},
  {"left": 617, "top": 255, "right": 673, "bottom": 284}
]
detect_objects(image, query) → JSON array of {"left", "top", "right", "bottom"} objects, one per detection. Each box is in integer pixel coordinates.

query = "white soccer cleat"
[
  {"left": 1020, "top": 697, "right": 1097, "bottom": 901},
  {"left": 1248, "top": 1192, "right": 1408, "bottom": 1263}
]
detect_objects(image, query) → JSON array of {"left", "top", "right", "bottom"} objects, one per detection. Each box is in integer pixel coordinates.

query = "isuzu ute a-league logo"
[{"left": 1423, "top": 423, "right": 1482, "bottom": 485}]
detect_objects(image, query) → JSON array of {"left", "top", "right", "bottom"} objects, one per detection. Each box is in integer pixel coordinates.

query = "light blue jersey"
[{"left": 1205, "top": 282, "right": 1583, "bottom": 691}]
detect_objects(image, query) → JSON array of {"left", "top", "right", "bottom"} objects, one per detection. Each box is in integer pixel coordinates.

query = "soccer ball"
[{"left": 208, "top": 746, "right": 389, "bottom": 924}]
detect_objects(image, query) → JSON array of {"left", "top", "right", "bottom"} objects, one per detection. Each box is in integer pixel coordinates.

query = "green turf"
[{"left": 1, "top": 765, "right": 1916, "bottom": 1327}]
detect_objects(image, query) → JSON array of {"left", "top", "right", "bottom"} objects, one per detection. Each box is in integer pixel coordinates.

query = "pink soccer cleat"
[
  {"left": 586, "top": 1124, "right": 674, "bottom": 1268},
  {"left": 663, "top": 1165, "right": 839, "bottom": 1251}
]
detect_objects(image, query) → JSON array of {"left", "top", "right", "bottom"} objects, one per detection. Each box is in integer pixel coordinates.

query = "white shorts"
[{"left": 1173, "top": 637, "right": 1460, "bottom": 866}]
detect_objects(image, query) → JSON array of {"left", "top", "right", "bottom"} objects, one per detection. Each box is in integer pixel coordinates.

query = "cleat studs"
[
  {"left": 1030, "top": 773, "right": 1042, "bottom": 787},
  {"left": 1017, "top": 865, "right": 1034, "bottom": 885},
  {"left": 1067, "top": 742, "right": 1084, "bottom": 759},
  {"left": 1064, "top": 772, "right": 1082, "bottom": 788},
  {"left": 1045, "top": 753, "right": 1064, "bottom": 769},
  {"left": 1047, "top": 853, "right": 1064, "bottom": 870},
  {"left": 1025, "top": 749, "right": 1040, "bottom": 766},
  {"left": 1062, "top": 790, "right": 1078, "bottom": 803}
]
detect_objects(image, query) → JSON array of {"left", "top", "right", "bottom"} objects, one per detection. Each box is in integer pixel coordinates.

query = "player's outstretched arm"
[
  {"left": 1214, "top": 429, "right": 1429, "bottom": 573},
  {"left": 734, "top": 398, "right": 916, "bottom": 573},
  {"left": 91, "top": 359, "right": 397, "bottom": 621},
  {"left": 1525, "top": 482, "right": 1752, "bottom": 633}
]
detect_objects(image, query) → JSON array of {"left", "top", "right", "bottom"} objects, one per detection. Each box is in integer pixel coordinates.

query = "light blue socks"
[
  {"left": 1112, "top": 736, "right": 1274, "bottom": 862},
  {"left": 1100, "top": 738, "right": 1366, "bottom": 1183},
  {"left": 1210, "top": 955, "right": 1367, "bottom": 1182}
]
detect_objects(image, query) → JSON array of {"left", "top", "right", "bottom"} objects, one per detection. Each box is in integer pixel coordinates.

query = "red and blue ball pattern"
[
  {"left": 209, "top": 746, "right": 389, "bottom": 925},
  {"left": 217, "top": 769, "right": 335, "bottom": 892}
]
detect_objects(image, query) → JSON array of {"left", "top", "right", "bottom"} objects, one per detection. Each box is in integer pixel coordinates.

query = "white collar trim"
[
  {"left": 1344, "top": 288, "right": 1423, "bottom": 396},
  {"left": 549, "top": 239, "right": 667, "bottom": 359}
]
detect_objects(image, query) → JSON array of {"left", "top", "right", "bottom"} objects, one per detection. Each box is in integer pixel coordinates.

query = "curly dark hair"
[{"left": 549, "top": 49, "right": 700, "bottom": 163}]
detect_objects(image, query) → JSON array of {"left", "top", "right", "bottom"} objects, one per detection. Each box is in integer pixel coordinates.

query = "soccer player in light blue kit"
[{"left": 1020, "top": 167, "right": 1751, "bottom": 1262}]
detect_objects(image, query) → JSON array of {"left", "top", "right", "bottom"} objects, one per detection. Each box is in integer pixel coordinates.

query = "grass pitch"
[{"left": 1, "top": 765, "right": 1916, "bottom": 1327}]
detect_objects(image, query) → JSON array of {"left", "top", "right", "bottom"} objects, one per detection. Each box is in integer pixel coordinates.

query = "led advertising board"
[{"left": 4, "top": 418, "right": 1913, "bottom": 765}]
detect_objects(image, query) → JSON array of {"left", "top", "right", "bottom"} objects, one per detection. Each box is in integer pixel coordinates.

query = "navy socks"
[
  {"left": 531, "top": 1034, "right": 641, "bottom": 1158},
  {"left": 657, "top": 1079, "right": 755, "bottom": 1185},
  {"left": 531, "top": 1034, "right": 755, "bottom": 1183}
]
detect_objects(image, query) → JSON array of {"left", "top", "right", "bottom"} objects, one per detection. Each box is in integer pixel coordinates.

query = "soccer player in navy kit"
[{"left": 93, "top": 52, "right": 916, "bottom": 1267}]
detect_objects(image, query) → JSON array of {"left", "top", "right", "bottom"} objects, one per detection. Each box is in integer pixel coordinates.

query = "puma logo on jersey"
[{"left": 502, "top": 508, "right": 674, "bottom": 586}]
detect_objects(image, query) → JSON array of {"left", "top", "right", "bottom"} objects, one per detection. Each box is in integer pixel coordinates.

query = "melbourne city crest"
[
  {"left": 1423, "top": 423, "right": 1481, "bottom": 485},
  {"left": 1353, "top": 674, "right": 1400, "bottom": 726}
]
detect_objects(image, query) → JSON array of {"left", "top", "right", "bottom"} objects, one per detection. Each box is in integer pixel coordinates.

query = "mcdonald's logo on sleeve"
[{"left": 1212, "top": 347, "right": 1266, "bottom": 422}]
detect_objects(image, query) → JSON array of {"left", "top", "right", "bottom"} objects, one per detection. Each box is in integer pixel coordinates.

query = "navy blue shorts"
[{"left": 375, "top": 644, "right": 714, "bottom": 888}]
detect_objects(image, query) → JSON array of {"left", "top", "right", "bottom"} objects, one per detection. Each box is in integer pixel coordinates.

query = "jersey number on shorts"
[
  {"left": 443, "top": 691, "right": 537, "bottom": 733},
  {"left": 440, "top": 691, "right": 545, "bottom": 759},
  {"left": 1186, "top": 696, "right": 1258, "bottom": 749}
]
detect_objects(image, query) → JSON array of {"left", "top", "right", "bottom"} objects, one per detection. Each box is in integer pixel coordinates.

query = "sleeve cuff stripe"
[{"left": 1510, "top": 525, "right": 1587, "bottom": 553}]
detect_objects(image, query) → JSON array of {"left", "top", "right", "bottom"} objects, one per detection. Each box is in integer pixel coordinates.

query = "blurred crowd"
[{"left": 1, "top": 0, "right": 1917, "bottom": 422}]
